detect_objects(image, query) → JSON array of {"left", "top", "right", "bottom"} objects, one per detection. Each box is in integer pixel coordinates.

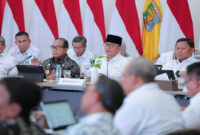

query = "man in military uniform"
[
  {"left": 0, "top": 77, "right": 46, "bottom": 135},
  {"left": 42, "top": 38, "right": 80, "bottom": 79}
]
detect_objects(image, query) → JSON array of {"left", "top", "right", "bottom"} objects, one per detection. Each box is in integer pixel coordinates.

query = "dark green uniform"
[{"left": 42, "top": 54, "right": 80, "bottom": 78}]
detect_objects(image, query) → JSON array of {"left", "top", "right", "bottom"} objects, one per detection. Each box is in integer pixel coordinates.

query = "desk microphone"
[
  {"left": 106, "top": 56, "right": 109, "bottom": 77},
  {"left": 7, "top": 55, "right": 32, "bottom": 75}
]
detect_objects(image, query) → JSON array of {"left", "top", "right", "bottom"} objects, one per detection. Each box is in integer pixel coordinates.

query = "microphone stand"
[
  {"left": 107, "top": 56, "right": 109, "bottom": 78},
  {"left": 7, "top": 56, "right": 32, "bottom": 75}
]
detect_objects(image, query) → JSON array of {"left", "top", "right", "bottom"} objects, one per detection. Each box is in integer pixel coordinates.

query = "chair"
[{"left": 167, "top": 129, "right": 200, "bottom": 135}]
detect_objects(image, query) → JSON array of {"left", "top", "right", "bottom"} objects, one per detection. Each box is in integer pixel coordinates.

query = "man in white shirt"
[
  {"left": 64, "top": 76, "right": 124, "bottom": 135},
  {"left": 162, "top": 38, "right": 198, "bottom": 82},
  {"left": 0, "top": 36, "right": 17, "bottom": 76},
  {"left": 155, "top": 51, "right": 175, "bottom": 66},
  {"left": 98, "top": 34, "right": 132, "bottom": 82},
  {"left": 182, "top": 62, "right": 200, "bottom": 129},
  {"left": 114, "top": 57, "right": 184, "bottom": 135},
  {"left": 68, "top": 36, "right": 94, "bottom": 73},
  {"left": 8, "top": 32, "right": 40, "bottom": 64}
]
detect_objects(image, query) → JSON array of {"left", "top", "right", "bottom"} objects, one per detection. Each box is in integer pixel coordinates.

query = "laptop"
[
  {"left": 40, "top": 100, "right": 76, "bottom": 130},
  {"left": 16, "top": 65, "right": 45, "bottom": 82},
  {"left": 155, "top": 69, "right": 176, "bottom": 80}
]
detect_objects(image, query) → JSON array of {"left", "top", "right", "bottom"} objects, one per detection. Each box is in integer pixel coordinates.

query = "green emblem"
[{"left": 143, "top": 0, "right": 162, "bottom": 31}]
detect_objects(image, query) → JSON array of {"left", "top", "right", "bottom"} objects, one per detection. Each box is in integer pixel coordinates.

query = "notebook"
[{"left": 40, "top": 100, "right": 76, "bottom": 130}]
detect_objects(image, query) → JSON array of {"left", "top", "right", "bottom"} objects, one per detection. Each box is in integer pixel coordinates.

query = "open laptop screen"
[
  {"left": 16, "top": 65, "right": 45, "bottom": 82},
  {"left": 155, "top": 69, "right": 176, "bottom": 80},
  {"left": 40, "top": 100, "right": 76, "bottom": 130}
]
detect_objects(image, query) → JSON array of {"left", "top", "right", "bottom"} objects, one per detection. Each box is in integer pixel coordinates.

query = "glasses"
[
  {"left": 73, "top": 47, "right": 84, "bottom": 51},
  {"left": 179, "top": 78, "right": 192, "bottom": 86},
  {"left": 50, "top": 45, "right": 64, "bottom": 50},
  {"left": 104, "top": 43, "right": 116, "bottom": 48}
]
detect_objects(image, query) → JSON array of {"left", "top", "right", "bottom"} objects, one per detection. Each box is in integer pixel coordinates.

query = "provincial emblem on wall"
[{"left": 143, "top": 0, "right": 162, "bottom": 31}]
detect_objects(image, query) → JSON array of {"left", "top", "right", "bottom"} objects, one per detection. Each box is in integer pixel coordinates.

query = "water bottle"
[{"left": 56, "top": 64, "right": 61, "bottom": 82}]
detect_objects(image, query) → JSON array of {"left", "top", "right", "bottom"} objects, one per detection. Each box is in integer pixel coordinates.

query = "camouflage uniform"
[
  {"left": 42, "top": 54, "right": 80, "bottom": 78},
  {"left": 0, "top": 117, "right": 46, "bottom": 135}
]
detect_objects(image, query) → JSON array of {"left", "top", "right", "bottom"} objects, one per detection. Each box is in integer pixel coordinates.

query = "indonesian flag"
[
  {"left": 29, "top": 0, "right": 58, "bottom": 61},
  {"left": 58, "top": 0, "right": 82, "bottom": 48},
  {"left": 0, "top": 0, "right": 25, "bottom": 52},
  {"left": 109, "top": 0, "right": 143, "bottom": 58},
  {"left": 83, "top": 0, "right": 106, "bottom": 55},
  {"left": 159, "top": 0, "right": 194, "bottom": 54}
]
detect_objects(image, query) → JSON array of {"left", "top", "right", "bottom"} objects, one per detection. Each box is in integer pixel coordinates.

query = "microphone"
[
  {"left": 107, "top": 56, "right": 109, "bottom": 77},
  {"left": 7, "top": 55, "right": 32, "bottom": 75}
]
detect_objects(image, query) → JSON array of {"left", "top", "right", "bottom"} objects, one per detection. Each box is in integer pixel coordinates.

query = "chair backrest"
[{"left": 167, "top": 129, "right": 200, "bottom": 135}]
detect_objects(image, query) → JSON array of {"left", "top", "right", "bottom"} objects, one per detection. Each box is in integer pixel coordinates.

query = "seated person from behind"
[
  {"left": 0, "top": 77, "right": 46, "bottom": 135},
  {"left": 8, "top": 31, "right": 41, "bottom": 65},
  {"left": 64, "top": 76, "right": 124, "bottom": 135},
  {"left": 182, "top": 62, "right": 200, "bottom": 129},
  {"left": 42, "top": 38, "right": 80, "bottom": 79},
  {"left": 97, "top": 34, "right": 131, "bottom": 82},
  {"left": 0, "top": 36, "right": 17, "bottom": 76},
  {"left": 68, "top": 36, "right": 94, "bottom": 73},
  {"left": 162, "top": 38, "right": 199, "bottom": 83},
  {"left": 114, "top": 57, "right": 184, "bottom": 135}
]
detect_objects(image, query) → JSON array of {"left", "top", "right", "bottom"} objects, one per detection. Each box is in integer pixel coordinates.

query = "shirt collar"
[
  {"left": 108, "top": 53, "right": 121, "bottom": 63},
  {"left": 128, "top": 82, "right": 158, "bottom": 97},
  {"left": 80, "top": 112, "right": 113, "bottom": 124},
  {"left": 176, "top": 55, "right": 195, "bottom": 63},
  {"left": 191, "top": 91, "right": 200, "bottom": 103},
  {"left": 0, "top": 52, "right": 5, "bottom": 58}
]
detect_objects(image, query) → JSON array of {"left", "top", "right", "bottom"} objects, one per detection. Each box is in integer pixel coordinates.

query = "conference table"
[
  {"left": 37, "top": 81, "right": 190, "bottom": 118},
  {"left": 37, "top": 82, "right": 87, "bottom": 118}
]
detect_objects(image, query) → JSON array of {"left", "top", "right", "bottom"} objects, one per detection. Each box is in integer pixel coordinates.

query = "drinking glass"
[{"left": 63, "top": 70, "right": 71, "bottom": 78}]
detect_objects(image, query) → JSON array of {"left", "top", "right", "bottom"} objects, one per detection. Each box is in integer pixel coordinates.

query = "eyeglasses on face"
[
  {"left": 50, "top": 45, "right": 64, "bottom": 50},
  {"left": 104, "top": 43, "right": 117, "bottom": 48},
  {"left": 73, "top": 47, "right": 84, "bottom": 50}
]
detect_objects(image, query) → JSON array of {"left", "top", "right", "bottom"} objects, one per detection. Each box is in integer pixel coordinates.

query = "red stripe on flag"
[
  {"left": 0, "top": 0, "right": 6, "bottom": 34},
  {"left": 116, "top": 0, "right": 143, "bottom": 55},
  {"left": 35, "top": 0, "right": 58, "bottom": 39},
  {"left": 63, "top": 0, "right": 83, "bottom": 35},
  {"left": 7, "top": 0, "right": 25, "bottom": 32},
  {"left": 87, "top": 0, "right": 106, "bottom": 41},
  {"left": 167, "top": 0, "right": 194, "bottom": 41}
]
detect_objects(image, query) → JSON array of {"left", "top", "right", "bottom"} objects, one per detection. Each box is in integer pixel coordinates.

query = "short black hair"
[
  {"left": 56, "top": 38, "right": 69, "bottom": 48},
  {"left": 15, "top": 31, "right": 29, "bottom": 39},
  {"left": 0, "top": 36, "right": 5, "bottom": 46},
  {"left": 187, "top": 62, "right": 200, "bottom": 80},
  {"left": 95, "top": 76, "right": 124, "bottom": 114},
  {"left": 176, "top": 38, "right": 194, "bottom": 48},
  {"left": 0, "top": 77, "right": 42, "bottom": 124},
  {"left": 72, "top": 36, "right": 87, "bottom": 46}
]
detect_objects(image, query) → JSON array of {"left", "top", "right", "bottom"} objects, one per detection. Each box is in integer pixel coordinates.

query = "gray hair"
[
  {"left": 126, "top": 57, "right": 155, "bottom": 83},
  {"left": 0, "top": 36, "right": 5, "bottom": 46},
  {"left": 72, "top": 36, "right": 87, "bottom": 46}
]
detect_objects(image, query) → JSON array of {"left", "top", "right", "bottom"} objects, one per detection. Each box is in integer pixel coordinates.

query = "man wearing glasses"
[
  {"left": 98, "top": 34, "right": 132, "bottom": 82},
  {"left": 68, "top": 36, "right": 94, "bottom": 73},
  {"left": 42, "top": 38, "right": 80, "bottom": 79},
  {"left": 182, "top": 62, "right": 200, "bottom": 129},
  {"left": 8, "top": 32, "right": 40, "bottom": 65}
]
